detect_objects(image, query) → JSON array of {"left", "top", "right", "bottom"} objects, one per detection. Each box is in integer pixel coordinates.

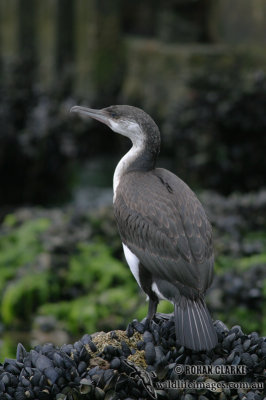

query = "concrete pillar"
[
  {"left": 209, "top": 0, "right": 266, "bottom": 44},
  {"left": 0, "top": 0, "right": 19, "bottom": 62},
  {"left": 37, "top": 0, "right": 56, "bottom": 89}
]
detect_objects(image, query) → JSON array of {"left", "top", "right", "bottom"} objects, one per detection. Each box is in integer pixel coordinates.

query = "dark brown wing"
[{"left": 114, "top": 168, "right": 214, "bottom": 294}]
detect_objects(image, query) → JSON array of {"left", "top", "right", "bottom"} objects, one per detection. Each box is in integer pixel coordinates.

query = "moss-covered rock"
[
  {"left": 1, "top": 270, "right": 53, "bottom": 325},
  {"left": 39, "top": 241, "right": 140, "bottom": 335},
  {"left": 0, "top": 215, "right": 51, "bottom": 326}
]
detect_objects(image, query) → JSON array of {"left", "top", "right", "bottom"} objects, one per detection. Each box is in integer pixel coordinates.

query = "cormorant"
[{"left": 71, "top": 105, "right": 218, "bottom": 351}]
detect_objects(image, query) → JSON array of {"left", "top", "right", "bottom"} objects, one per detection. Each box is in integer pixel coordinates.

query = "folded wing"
[{"left": 114, "top": 168, "right": 214, "bottom": 296}]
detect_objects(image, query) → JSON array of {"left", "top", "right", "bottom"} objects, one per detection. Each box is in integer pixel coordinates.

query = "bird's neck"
[{"left": 113, "top": 140, "right": 159, "bottom": 201}]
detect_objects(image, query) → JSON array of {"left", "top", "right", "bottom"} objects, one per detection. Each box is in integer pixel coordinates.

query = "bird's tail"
[{"left": 174, "top": 297, "right": 218, "bottom": 351}]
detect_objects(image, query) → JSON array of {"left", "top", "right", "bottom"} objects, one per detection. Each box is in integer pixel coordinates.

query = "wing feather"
[{"left": 114, "top": 168, "right": 214, "bottom": 293}]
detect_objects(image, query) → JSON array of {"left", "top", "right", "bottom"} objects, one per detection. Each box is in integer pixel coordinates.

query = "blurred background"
[{"left": 0, "top": 0, "right": 266, "bottom": 361}]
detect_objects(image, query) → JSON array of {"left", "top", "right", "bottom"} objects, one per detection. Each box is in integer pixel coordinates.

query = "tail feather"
[{"left": 174, "top": 297, "right": 217, "bottom": 351}]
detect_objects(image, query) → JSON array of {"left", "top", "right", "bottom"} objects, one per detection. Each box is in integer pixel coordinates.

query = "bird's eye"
[{"left": 111, "top": 112, "right": 118, "bottom": 119}]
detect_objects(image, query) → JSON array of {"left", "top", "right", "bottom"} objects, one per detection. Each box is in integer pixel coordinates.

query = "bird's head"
[{"left": 70, "top": 105, "right": 160, "bottom": 149}]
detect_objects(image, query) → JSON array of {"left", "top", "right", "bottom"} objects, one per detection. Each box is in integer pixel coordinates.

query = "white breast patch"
[
  {"left": 122, "top": 243, "right": 141, "bottom": 288},
  {"left": 151, "top": 282, "right": 169, "bottom": 301}
]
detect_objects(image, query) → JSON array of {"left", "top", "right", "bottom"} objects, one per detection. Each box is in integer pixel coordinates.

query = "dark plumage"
[{"left": 71, "top": 104, "right": 218, "bottom": 351}]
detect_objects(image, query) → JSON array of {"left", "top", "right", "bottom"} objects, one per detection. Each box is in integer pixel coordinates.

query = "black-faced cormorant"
[{"left": 71, "top": 105, "right": 218, "bottom": 351}]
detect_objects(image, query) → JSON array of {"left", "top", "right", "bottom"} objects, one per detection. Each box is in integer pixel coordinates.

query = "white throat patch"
[
  {"left": 111, "top": 120, "right": 145, "bottom": 201},
  {"left": 109, "top": 120, "right": 142, "bottom": 143}
]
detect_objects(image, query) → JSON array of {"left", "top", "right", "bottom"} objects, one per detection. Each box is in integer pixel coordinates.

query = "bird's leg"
[{"left": 147, "top": 297, "right": 159, "bottom": 320}]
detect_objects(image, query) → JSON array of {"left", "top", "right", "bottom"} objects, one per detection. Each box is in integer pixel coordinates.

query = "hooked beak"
[{"left": 70, "top": 106, "right": 111, "bottom": 127}]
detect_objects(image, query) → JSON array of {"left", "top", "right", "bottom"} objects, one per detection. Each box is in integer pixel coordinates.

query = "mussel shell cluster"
[{"left": 0, "top": 316, "right": 265, "bottom": 399}]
